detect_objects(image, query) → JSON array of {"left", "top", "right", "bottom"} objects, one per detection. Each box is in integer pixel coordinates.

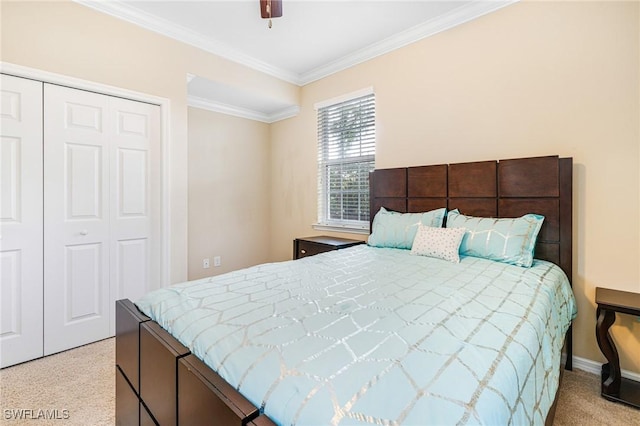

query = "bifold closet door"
[
  {"left": 43, "top": 84, "right": 110, "bottom": 355},
  {"left": 0, "top": 74, "right": 44, "bottom": 368},
  {"left": 44, "top": 84, "right": 160, "bottom": 355},
  {"left": 107, "top": 94, "right": 161, "bottom": 336}
]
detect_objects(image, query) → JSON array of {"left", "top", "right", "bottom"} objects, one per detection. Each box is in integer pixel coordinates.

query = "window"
[{"left": 315, "top": 88, "right": 375, "bottom": 233}]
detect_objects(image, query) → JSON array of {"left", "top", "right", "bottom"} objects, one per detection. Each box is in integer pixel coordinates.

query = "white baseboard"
[{"left": 572, "top": 355, "right": 640, "bottom": 382}]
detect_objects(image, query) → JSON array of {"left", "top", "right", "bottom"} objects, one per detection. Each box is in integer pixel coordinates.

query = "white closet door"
[
  {"left": 43, "top": 84, "right": 161, "bottom": 354},
  {"left": 44, "top": 84, "right": 111, "bottom": 355},
  {"left": 0, "top": 75, "right": 44, "bottom": 368},
  {"left": 109, "top": 96, "right": 161, "bottom": 335}
]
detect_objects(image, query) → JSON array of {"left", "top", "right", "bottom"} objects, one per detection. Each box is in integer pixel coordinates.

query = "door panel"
[
  {"left": 116, "top": 238, "right": 148, "bottom": 304},
  {"left": 44, "top": 84, "right": 111, "bottom": 355},
  {"left": 66, "top": 143, "right": 104, "bottom": 219},
  {"left": 1, "top": 137, "right": 20, "bottom": 221},
  {"left": 1, "top": 250, "right": 21, "bottom": 336},
  {"left": 65, "top": 243, "right": 103, "bottom": 322},
  {"left": 118, "top": 148, "right": 147, "bottom": 216},
  {"left": 65, "top": 102, "right": 103, "bottom": 131},
  {"left": 0, "top": 74, "right": 43, "bottom": 367}
]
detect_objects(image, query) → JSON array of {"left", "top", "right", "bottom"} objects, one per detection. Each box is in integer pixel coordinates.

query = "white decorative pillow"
[{"left": 410, "top": 225, "right": 466, "bottom": 263}]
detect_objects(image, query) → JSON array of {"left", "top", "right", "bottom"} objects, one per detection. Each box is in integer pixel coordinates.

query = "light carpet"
[{"left": 1, "top": 338, "right": 638, "bottom": 425}]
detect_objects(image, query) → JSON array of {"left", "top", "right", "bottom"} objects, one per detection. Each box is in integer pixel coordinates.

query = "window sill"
[{"left": 312, "top": 223, "right": 370, "bottom": 235}]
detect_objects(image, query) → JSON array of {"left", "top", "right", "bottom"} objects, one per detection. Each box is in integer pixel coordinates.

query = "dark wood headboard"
[{"left": 370, "top": 156, "right": 573, "bottom": 281}]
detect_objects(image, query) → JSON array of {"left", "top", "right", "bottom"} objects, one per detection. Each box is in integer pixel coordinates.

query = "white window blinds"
[{"left": 316, "top": 91, "right": 375, "bottom": 231}]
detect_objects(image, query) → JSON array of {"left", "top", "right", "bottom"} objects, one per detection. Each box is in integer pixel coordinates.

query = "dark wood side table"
[
  {"left": 595, "top": 287, "right": 640, "bottom": 409},
  {"left": 293, "top": 236, "right": 364, "bottom": 259}
]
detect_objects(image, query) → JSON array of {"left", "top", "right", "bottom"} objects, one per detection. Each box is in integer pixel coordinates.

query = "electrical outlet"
[
  {"left": 214, "top": 256, "right": 221, "bottom": 267},
  {"left": 203, "top": 258, "right": 210, "bottom": 269}
]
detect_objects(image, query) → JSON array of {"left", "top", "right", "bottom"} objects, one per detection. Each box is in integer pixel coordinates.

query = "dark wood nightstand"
[
  {"left": 595, "top": 287, "right": 640, "bottom": 409},
  {"left": 293, "top": 236, "right": 365, "bottom": 259}
]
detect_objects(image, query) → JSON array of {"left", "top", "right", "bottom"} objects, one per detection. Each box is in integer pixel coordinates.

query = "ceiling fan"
[{"left": 260, "top": 0, "right": 283, "bottom": 28}]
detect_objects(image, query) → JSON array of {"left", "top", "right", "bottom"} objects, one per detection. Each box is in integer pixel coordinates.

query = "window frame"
[{"left": 313, "top": 87, "right": 375, "bottom": 234}]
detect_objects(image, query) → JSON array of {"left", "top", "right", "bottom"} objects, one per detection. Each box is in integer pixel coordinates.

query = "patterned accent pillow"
[
  {"left": 368, "top": 207, "right": 446, "bottom": 249},
  {"left": 410, "top": 225, "right": 466, "bottom": 263},
  {"left": 446, "top": 209, "right": 544, "bottom": 267}
]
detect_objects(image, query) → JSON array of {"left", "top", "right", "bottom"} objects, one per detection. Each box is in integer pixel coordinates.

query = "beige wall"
[
  {"left": 0, "top": 0, "right": 298, "bottom": 284},
  {"left": 188, "top": 107, "right": 271, "bottom": 279},
  {"left": 2, "top": 0, "right": 638, "bottom": 375},
  {"left": 271, "top": 1, "right": 640, "bottom": 374}
]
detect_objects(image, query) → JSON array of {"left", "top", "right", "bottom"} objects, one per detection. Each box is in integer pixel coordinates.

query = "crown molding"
[
  {"left": 188, "top": 95, "right": 299, "bottom": 124},
  {"left": 75, "top": 0, "right": 517, "bottom": 87},
  {"left": 75, "top": 0, "right": 301, "bottom": 84},
  {"left": 299, "top": 0, "right": 517, "bottom": 85},
  {"left": 267, "top": 105, "right": 302, "bottom": 123}
]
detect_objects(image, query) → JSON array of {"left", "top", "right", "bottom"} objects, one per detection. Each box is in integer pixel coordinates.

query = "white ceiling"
[{"left": 78, "top": 0, "right": 515, "bottom": 122}]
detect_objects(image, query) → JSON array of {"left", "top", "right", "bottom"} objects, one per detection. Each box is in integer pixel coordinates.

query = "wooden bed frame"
[{"left": 116, "top": 155, "right": 573, "bottom": 425}]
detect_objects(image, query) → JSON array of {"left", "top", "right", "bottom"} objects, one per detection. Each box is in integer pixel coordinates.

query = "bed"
[{"left": 115, "top": 155, "right": 575, "bottom": 425}]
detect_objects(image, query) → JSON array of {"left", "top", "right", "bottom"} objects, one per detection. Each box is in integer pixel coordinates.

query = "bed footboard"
[
  {"left": 115, "top": 299, "right": 273, "bottom": 425},
  {"left": 140, "top": 321, "right": 190, "bottom": 424},
  {"left": 178, "top": 354, "right": 260, "bottom": 424},
  {"left": 116, "top": 299, "right": 150, "bottom": 425},
  {"left": 116, "top": 362, "right": 140, "bottom": 425}
]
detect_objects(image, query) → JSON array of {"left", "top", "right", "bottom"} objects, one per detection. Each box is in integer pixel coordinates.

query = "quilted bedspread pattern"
[{"left": 136, "top": 245, "right": 576, "bottom": 425}]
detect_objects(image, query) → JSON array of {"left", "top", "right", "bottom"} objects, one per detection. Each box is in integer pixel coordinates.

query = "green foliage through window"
[{"left": 317, "top": 92, "right": 375, "bottom": 228}]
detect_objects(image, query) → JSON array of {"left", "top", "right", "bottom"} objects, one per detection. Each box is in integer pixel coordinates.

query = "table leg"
[{"left": 595, "top": 307, "right": 621, "bottom": 396}]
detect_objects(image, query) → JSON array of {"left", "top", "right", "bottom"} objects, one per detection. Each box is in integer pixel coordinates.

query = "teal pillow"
[
  {"left": 446, "top": 209, "right": 544, "bottom": 267},
  {"left": 368, "top": 207, "right": 446, "bottom": 249}
]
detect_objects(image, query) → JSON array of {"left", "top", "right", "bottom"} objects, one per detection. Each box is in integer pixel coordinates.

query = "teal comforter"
[{"left": 136, "top": 245, "right": 576, "bottom": 425}]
